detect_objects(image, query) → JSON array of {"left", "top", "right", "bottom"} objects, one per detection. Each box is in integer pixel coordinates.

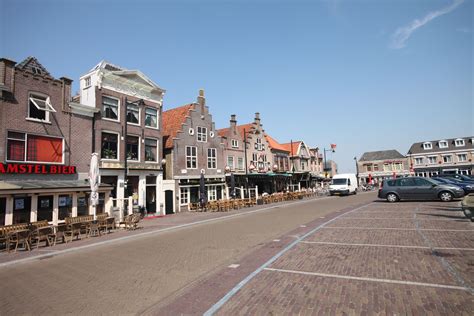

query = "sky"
[{"left": 1, "top": 0, "right": 472, "bottom": 173}]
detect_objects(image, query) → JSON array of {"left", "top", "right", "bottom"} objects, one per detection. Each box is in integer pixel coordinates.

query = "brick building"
[
  {"left": 162, "top": 90, "right": 226, "bottom": 212},
  {"left": 357, "top": 150, "right": 410, "bottom": 185},
  {"left": 78, "top": 61, "right": 165, "bottom": 216},
  {"left": 407, "top": 137, "right": 474, "bottom": 177},
  {"left": 0, "top": 57, "right": 111, "bottom": 225}
]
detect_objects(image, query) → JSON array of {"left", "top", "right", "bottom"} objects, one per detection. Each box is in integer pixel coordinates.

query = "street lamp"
[
  {"left": 354, "top": 156, "right": 359, "bottom": 186},
  {"left": 123, "top": 97, "right": 145, "bottom": 197},
  {"left": 323, "top": 147, "right": 335, "bottom": 177}
]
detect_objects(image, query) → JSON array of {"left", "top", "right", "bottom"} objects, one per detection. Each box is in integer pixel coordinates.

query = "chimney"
[
  {"left": 60, "top": 76, "right": 73, "bottom": 111},
  {"left": 0, "top": 58, "right": 16, "bottom": 95},
  {"left": 197, "top": 89, "right": 205, "bottom": 114},
  {"left": 230, "top": 114, "right": 237, "bottom": 128},
  {"left": 254, "top": 112, "right": 261, "bottom": 125}
]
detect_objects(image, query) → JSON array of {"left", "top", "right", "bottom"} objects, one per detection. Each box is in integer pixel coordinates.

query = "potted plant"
[{"left": 102, "top": 148, "right": 116, "bottom": 159}]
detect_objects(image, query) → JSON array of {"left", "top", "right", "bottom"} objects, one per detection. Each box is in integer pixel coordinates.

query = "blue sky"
[{"left": 1, "top": 0, "right": 472, "bottom": 172}]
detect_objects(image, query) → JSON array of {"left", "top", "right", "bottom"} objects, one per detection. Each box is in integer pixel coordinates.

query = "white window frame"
[
  {"left": 227, "top": 156, "right": 234, "bottom": 170},
  {"left": 27, "top": 93, "right": 55, "bottom": 123},
  {"left": 237, "top": 157, "right": 244, "bottom": 171},
  {"left": 186, "top": 146, "right": 197, "bottom": 169},
  {"left": 442, "top": 155, "right": 452, "bottom": 163},
  {"left": 455, "top": 139, "right": 465, "bottom": 147},
  {"left": 414, "top": 157, "right": 424, "bottom": 165},
  {"left": 207, "top": 148, "right": 217, "bottom": 169},
  {"left": 126, "top": 103, "right": 141, "bottom": 126},
  {"left": 144, "top": 138, "right": 158, "bottom": 162},
  {"left": 231, "top": 139, "right": 238, "bottom": 148},
  {"left": 423, "top": 142, "right": 432, "bottom": 150},
  {"left": 180, "top": 187, "right": 189, "bottom": 205},
  {"left": 144, "top": 107, "right": 158, "bottom": 129},
  {"left": 84, "top": 76, "right": 91, "bottom": 88},
  {"left": 6, "top": 131, "right": 64, "bottom": 164},
  {"left": 208, "top": 185, "right": 217, "bottom": 201},
  {"left": 438, "top": 140, "right": 448, "bottom": 149},
  {"left": 126, "top": 135, "right": 140, "bottom": 161},
  {"left": 102, "top": 95, "right": 120, "bottom": 122},
  {"left": 427, "top": 156, "right": 437, "bottom": 164},
  {"left": 457, "top": 153, "right": 467, "bottom": 162},
  {"left": 197, "top": 126, "right": 207, "bottom": 142},
  {"left": 101, "top": 131, "right": 120, "bottom": 161}
]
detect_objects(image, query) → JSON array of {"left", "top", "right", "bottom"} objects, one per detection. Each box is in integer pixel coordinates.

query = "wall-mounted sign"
[{"left": 0, "top": 163, "right": 76, "bottom": 175}]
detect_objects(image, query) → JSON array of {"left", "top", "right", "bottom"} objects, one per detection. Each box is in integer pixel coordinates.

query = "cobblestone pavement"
[
  {"left": 0, "top": 193, "right": 375, "bottom": 315},
  {"left": 199, "top": 201, "right": 473, "bottom": 315}
]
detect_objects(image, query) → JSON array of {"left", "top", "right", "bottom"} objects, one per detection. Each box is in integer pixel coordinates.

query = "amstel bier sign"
[{"left": 0, "top": 163, "right": 77, "bottom": 175}]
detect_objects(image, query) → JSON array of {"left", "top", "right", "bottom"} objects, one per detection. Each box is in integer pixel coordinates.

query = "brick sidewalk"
[{"left": 156, "top": 200, "right": 473, "bottom": 315}]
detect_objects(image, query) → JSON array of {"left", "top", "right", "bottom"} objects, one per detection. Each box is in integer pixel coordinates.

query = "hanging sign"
[{"left": 0, "top": 163, "right": 77, "bottom": 175}]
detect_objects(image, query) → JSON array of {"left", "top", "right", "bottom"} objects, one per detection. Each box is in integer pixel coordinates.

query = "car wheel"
[
  {"left": 386, "top": 193, "right": 399, "bottom": 203},
  {"left": 439, "top": 191, "right": 453, "bottom": 202}
]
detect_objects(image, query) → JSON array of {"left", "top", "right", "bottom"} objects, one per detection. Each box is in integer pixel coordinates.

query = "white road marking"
[
  {"left": 299, "top": 241, "right": 474, "bottom": 251},
  {"left": 323, "top": 227, "right": 474, "bottom": 232},
  {"left": 228, "top": 264, "right": 240, "bottom": 269},
  {"left": 263, "top": 267, "right": 468, "bottom": 291},
  {"left": 300, "top": 225, "right": 307, "bottom": 228},
  {"left": 273, "top": 239, "right": 281, "bottom": 242},
  {"left": 339, "top": 217, "right": 466, "bottom": 221}
]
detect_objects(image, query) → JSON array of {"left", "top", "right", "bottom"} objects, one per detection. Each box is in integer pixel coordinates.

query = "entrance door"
[{"left": 165, "top": 190, "right": 174, "bottom": 214}]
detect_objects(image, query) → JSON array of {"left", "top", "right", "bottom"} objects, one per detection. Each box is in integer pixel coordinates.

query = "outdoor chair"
[
  {"left": 8, "top": 229, "right": 31, "bottom": 252},
  {"left": 30, "top": 225, "right": 54, "bottom": 249},
  {"left": 52, "top": 224, "right": 68, "bottom": 245},
  {"left": 87, "top": 221, "right": 101, "bottom": 237},
  {"left": 104, "top": 217, "right": 116, "bottom": 233},
  {"left": 119, "top": 214, "right": 133, "bottom": 230},
  {"left": 65, "top": 222, "right": 82, "bottom": 242}
]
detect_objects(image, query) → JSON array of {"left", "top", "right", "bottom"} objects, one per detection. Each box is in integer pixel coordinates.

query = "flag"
[{"left": 330, "top": 144, "right": 337, "bottom": 150}]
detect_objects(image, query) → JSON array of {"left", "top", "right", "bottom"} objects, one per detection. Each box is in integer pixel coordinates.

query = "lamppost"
[
  {"left": 323, "top": 147, "right": 335, "bottom": 177},
  {"left": 123, "top": 97, "right": 145, "bottom": 199},
  {"left": 354, "top": 156, "right": 359, "bottom": 186},
  {"left": 243, "top": 128, "right": 250, "bottom": 197}
]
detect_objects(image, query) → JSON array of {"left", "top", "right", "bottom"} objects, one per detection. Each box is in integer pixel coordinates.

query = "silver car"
[{"left": 378, "top": 177, "right": 465, "bottom": 202}]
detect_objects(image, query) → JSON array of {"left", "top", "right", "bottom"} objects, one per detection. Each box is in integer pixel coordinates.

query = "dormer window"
[
  {"left": 84, "top": 76, "right": 91, "bottom": 88},
  {"left": 454, "top": 139, "right": 465, "bottom": 147},
  {"left": 423, "top": 142, "right": 432, "bottom": 150},
  {"left": 231, "top": 139, "right": 239, "bottom": 148},
  {"left": 28, "top": 93, "right": 56, "bottom": 122},
  {"left": 438, "top": 140, "right": 448, "bottom": 149}
]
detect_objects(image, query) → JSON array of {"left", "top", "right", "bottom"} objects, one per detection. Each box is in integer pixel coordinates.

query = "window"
[
  {"left": 126, "top": 136, "right": 139, "bottom": 161},
  {"left": 383, "top": 164, "right": 391, "bottom": 171},
  {"left": 208, "top": 148, "right": 217, "bottom": 169},
  {"left": 28, "top": 94, "right": 55, "bottom": 122},
  {"left": 455, "top": 139, "right": 465, "bottom": 147},
  {"left": 439, "top": 140, "right": 448, "bottom": 148},
  {"left": 423, "top": 142, "right": 432, "bottom": 150},
  {"left": 208, "top": 186, "right": 217, "bottom": 201},
  {"left": 32, "top": 66, "right": 42, "bottom": 75},
  {"left": 458, "top": 154, "right": 467, "bottom": 162},
  {"left": 145, "top": 138, "right": 158, "bottom": 162},
  {"left": 300, "top": 161, "right": 305, "bottom": 171},
  {"left": 7, "top": 132, "right": 62, "bottom": 163},
  {"left": 186, "top": 146, "right": 197, "bottom": 169},
  {"left": 252, "top": 153, "right": 258, "bottom": 163},
  {"left": 396, "top": 178, "right": 416, "bottom": 187},
  {"left": 180, "top": 188, "right": 189, "bottom": 205},
  {"left": 373, "top": 164, "right": 379, "bottom": 171},
  {"left": 7, "top": 132, "right": 25, "bottom": 161},
  {"left": 127, "top": 103, "right": 140, "bottom": 124},
  {"left": 413, "top": 178, "right": 432, "bottom": 187},
  {"left": 255, "top": 138, "right": 263, "bottom": 151},
  {"left": 145, "top": 107, "right": 158, "bottom": 128},
  {"left": 237, "top": 157, "right": 244, "bottom": 171},
  {"left": 414, "top": 157, "right": 424, "bottom": 165},
  {"left": 428, "top": 156, "right": 437, "bottom": 164},
  {"left": 231, "top": 139, "right": 238, "bottom": 148},
  {"left": 394, "top": 163, "right": 403, "bottom": 171},
  {"left": 227, "top": 156, "right": 234, "bottom": 170},
  {"left": 37, "top": 195, "right": 54, "bottom": 222},
  {"left": 442, "top": 155, "right": 452, "bottom": 163},
  {"left": 84, "top": 76, "right": 91, "bottom": 88},
  {"left": 101, "top": 132, "right": 118, "bottom": 160},
  {"left": 366, "top": 164, "right": 372, "bottom": 172},
  {"left": 58, "top": 194, "right": 72, "bottom": 220},
  {"left": 102, "top": 96, "right": 119, "bottom": 120},
  {"left": 197, "top": 126, "right": 207, "bottom": 142}
]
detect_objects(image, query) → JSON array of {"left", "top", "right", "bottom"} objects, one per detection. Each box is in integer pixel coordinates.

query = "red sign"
[{"left": 0, "top": 163, "right": 76, "bottom": 175}]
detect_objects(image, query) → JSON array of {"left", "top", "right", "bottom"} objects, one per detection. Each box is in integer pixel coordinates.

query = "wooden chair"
[
  {"left": 65, "top": 222, "right": 82, "bottom": 242},
  {"left": 8, "top": 229, "right": 32, "bottom": 252}
]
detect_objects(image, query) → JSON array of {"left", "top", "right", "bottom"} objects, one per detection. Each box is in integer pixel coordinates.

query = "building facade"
[
  {"left": 78, "top": 61, "right": 165, "bottom": 215},
  {"left": 358, "top": 150, "right": 410, "bottom": 185},
  {"left": 407, "top": 137, "right": 474, "bottom": 177},
  {"left": 0, "top": 57, "right": 111, "bottom": 225},
  {"left": 162, "top": 90, "right": 226, "bottom": 212},
  {"left": 217, "top": 114, "right": 246, "bottom": 175}
]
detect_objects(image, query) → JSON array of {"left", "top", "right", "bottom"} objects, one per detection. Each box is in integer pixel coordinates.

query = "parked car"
[
  {"left": 435, "top": 173, "right": 474, "bottom": 183},
  {"left": 461, "top": 193, "right": 474, "bottom": 222},
  {"left": 431, "top": 177, "right": 474, "bottom": 194},
  {"left": 378, "top": 177, "right": 465, "bottom": 202}
]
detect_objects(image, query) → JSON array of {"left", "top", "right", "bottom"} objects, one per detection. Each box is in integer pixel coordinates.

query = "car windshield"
[
  {"left": 332, "top": 178, "right": 347, "bottom": 185},
  {"left": 430, "top": 179, "right": 444, "bottom": 185}
]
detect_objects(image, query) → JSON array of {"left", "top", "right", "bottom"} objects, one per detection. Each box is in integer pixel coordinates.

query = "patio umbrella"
[
  {"left": 89, "top": 152, "right": 100, "bottom": 221},
  {"left": 199, "top": 172, "right": 207, "bottom": 208},
  {"left": 230, "top": 173, "right": 236, "bottom": 199}
]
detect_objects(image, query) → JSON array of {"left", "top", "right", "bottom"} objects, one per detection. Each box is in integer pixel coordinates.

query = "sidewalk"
[{"left": 0, "top": 195, "right": 330, "bottom": 267}]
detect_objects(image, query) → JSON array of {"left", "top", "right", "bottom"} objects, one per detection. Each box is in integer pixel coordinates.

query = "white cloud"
[{"left": 390, "top": 0, "right": 464, "bottom": 49}]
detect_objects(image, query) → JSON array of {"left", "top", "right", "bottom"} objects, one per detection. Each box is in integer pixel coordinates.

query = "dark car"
[
  {"left": 435, "top": 173, "right": 474, "bottom": 183},
  {"left": 378, "top": 177, "right": 465, "bottom": 202},
  {"left": 431, "top": 177, "right": 474, "bottom": 194}
]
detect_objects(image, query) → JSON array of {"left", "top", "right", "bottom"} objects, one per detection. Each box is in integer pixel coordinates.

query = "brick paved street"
[{"left": 1, "top": 193, "right": 472, "bottom": 315}]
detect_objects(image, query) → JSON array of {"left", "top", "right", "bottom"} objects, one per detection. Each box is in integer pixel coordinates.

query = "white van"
[{"left": 329, "top": 173, "right": 358, "bottom": 196}]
